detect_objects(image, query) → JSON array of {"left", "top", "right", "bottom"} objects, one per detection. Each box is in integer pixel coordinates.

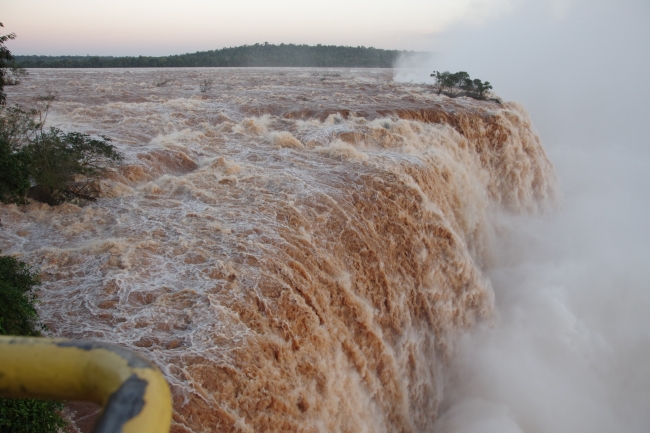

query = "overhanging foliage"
[{"left": 0, "top": 103, "right": 123, "bottom": 205}]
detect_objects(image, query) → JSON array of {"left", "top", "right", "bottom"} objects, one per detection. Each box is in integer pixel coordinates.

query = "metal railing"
[{"left": 0, "top": 336, "right": 172, "bottom": 433}]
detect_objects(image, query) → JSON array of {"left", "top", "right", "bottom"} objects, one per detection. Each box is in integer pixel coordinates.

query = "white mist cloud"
[
  {"left": 419, "top": 1, "right": 650, "bottom": 432},
  {"left": 434, "top": 140, "right": 650, "bottom": 433},
  {"left": 549, "top": 0, "right": 572, "bottom": 20},
  {"left": 398, "top": 0, "right": 519, "bottom": 33}
]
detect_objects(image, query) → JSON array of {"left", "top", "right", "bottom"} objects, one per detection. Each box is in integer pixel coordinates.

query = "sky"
[{"left": 4, "top": 0, "right": 553, "bottom": 56}]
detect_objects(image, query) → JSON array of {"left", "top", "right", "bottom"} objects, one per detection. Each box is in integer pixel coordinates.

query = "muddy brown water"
[{"left": 2, "top": 68, "right": 555, "bottom": 433}]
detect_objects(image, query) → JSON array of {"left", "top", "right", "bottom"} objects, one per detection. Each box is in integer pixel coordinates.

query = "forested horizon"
[{"left": 14, "top": 43, "right": 417, "bottom": 68}]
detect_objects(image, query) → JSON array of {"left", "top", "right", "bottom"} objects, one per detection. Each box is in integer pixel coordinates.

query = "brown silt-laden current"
[{"left": 1, "top": 68, "right": 556, "bottom": 432}]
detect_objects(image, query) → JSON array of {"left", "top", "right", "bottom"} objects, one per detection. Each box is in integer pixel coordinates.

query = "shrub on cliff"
[
  {"left": 430, "top": 70, "right": 493, "bottom": 100},
  {"left": 0, "top": 255, "right": 68, "bottom": 432},
  {"left": 0, "top": 102, "right": 123, "bottom": 205},
  {"left": 23, "top": 127, "right": 123, "bottom": 205}
]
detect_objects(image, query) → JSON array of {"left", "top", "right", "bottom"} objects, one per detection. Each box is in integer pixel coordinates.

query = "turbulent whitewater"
[{"left": 1, "top": 68, "right": 555, "bottom": 432}]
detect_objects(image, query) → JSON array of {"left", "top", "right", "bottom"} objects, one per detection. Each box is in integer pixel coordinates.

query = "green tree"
[
  {"left": 430, "top": 70, "right": 445, "bottom": 94},
  {"left": 0, "top": 136, "right": 31, "bottom": 204},
  {"left": 24, "top": 127, "right": 123, "bottom": 204},
  {"left": 0, "top": 99, "right": 123, "bottom": 205},
  {"left": 0, "top": 399, "right": 67, "bottom": 433},
  {"left": 473, "top": 78, "right": 493, "bottom": 99},
  {"left": 430, "top": 70, "right": 494, "bottom": 100},
  {"left": 0, "top": 256, "right": 41, "bottom": 336},
  {"left": 0, "top": 105, "right": 36, "bottom": 204},
  {"left": 0, "top": 22, "right": 16, "bottom": 105},
  {"left": 0, "top": 255, "right": 68, "bottom": 432}
]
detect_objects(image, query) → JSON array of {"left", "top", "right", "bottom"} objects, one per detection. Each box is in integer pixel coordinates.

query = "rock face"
[{"left": 2, "top": 68, "right": 555, "bottom": 433}]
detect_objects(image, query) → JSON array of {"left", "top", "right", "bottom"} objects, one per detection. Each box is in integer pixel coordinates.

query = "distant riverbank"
[{"left": 15, "top": 43, "right": 420, "bottom": 68}]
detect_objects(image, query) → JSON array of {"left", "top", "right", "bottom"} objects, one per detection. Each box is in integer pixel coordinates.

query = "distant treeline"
[{"left": 14, "top": 43, "right": 414, "bottom": 68}]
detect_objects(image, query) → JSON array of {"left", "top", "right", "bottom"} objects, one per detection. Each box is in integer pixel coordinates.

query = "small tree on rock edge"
[{"left": 430, "top": 70, "right": 494, "bottom": 100}]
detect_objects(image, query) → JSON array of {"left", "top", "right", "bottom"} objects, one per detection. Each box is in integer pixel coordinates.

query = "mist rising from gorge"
[{"left": 394, "top": 1, "right": 650, "bottom": 431}]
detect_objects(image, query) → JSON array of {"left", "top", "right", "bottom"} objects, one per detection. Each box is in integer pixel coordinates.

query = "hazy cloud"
[{"left": 549, "top": 0, "right": 572, "bottom": 20}]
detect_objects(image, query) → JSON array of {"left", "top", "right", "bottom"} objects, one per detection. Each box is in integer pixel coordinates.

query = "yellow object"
[{"left": 0, "top": 336, "right": 172, "bottom": 433}]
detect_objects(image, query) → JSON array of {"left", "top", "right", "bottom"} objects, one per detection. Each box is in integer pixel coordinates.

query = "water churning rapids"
[{"left": 1, "top": 68, "right": 555, "bottom": 432}]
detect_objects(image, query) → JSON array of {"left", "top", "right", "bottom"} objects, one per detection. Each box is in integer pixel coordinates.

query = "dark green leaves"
[
  {"left": 0, "top": 255, "right": 41, "bottom": 337},
  {"left": 0, "top": 22, "right": 17, "bottom": 106},
  {"left": 0, "top": 139, "right": 30, "bottom": 205},
  {"left": 0, "top": 255, "right": 68, "bottom": 432},
  {"left": 0, "top": 105, "right": 123, "bottom": 205},
  {"left": 0, "top": 399, "right": 67, "bottom": 433},
  {"left": 430, "top": 70, "right": 494, "bottom": 100},
  {"left": 24, "top": 128, "right": 123, "bottom": 204}
]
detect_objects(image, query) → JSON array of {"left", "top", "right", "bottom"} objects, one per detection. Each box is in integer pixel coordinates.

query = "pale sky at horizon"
[
  {"left": 2, "top": 0, "right": 649, "bottom": 148},
  {"left": 3, "top": 0, "right": 567, "bottom": 56}
]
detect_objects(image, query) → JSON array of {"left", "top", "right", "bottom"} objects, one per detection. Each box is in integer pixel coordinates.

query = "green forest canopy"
[{"left": 14, "top": 43, "right": 420, "bottom": 68}]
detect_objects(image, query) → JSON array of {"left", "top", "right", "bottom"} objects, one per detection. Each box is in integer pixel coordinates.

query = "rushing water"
[{"left": 1, "top": 68, "right": 555, "bottom": 432}]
